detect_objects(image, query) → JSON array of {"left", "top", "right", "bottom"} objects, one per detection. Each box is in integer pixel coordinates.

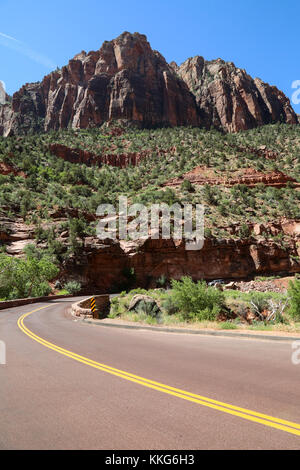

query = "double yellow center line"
[{"left": 18, "top": 305, "right": 300, "bottom": 437}]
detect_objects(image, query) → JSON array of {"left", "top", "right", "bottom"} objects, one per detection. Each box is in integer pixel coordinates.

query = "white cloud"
[
  {"left": 0, "top": 32, "right": 19, "bottom": 42},
  {"left": 0, "top": 31, "right": 56, "bottom": 69},
  {"left": 0, "top": 80, "right": 6, "bottom": 104}
]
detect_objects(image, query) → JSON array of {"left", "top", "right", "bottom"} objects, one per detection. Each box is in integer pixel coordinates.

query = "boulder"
[{"left": 129, "top": 294, "right": 161, "bottom": 317}]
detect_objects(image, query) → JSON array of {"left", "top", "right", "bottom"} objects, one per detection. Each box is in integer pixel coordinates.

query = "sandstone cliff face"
[
  {"left": 172, "top": 57, "right": 298, "bottom": 132},
  {"left": 0, "top": 32, "right": 298, "bottom": 136},
  {"left": 2, "top": 215, "right": 300, "bottom": 288},
  {"left": 0, "top": 32, "right": 199, "bottom": 136},
  {"left": 0, "top": 104, "right": 13, "bottom": 136},
  {"left": 70, "top": 229, "right": 300, "bottom": 293}
]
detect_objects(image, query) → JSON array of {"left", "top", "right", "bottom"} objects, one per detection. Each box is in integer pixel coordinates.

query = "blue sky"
[{"left": 1, "top": 0, "right": 299, "bottom": 111}]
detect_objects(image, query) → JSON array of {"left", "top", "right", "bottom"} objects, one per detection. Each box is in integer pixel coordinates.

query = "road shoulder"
[{"left": 77, "top": 316, "right": 300, "bottom": 342}]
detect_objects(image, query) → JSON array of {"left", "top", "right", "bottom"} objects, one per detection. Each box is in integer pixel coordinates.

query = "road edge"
[{"left": 80, "top": 317, "right": 300, "bottom": 342}]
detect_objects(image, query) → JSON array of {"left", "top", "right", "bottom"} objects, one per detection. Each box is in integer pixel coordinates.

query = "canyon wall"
[{"left": 69, "top": 225, "right": 300, "bottom": 292}]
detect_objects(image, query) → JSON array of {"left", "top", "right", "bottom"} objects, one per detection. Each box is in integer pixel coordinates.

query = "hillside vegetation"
[
  {"left": 0, "top": 122, "right": 300, "bottom": 303},
  {"left": 0, "top": 124, "right": 299, "bottom": 235}
]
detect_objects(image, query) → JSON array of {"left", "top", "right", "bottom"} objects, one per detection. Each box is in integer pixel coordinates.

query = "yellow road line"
[{"left": 18, "top": 305, "right": 300, "bottom": 437}]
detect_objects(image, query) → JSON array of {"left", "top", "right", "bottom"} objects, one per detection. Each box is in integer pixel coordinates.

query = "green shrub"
[
  {"left": 219, "top": 321, "right": 238, "bottom": 330},
  {"left": 192, "top": 305, "right": 222, "bottom": 322},
  {"left": 170, "top": 276, "right": 225, "bottom": 321},
  {"left": 249, "top": 292, "right": 269, "bottom": 315},
  {"left": 181, "top": 179, "right": 195, "bottom": 193},
  {"left": 64, "top": 281, "right": 82, "bottom": 295},
  {"left": 239, "top": 224, "right": 251, "bottom": 239},
  {"left": 127, "top": 288, "right": 148, "bottom": 296},
  {"left": 0, "top": 252, "right": 58, "bottom": 300},
  {"left": 136, "top": 300, "right": 160, "bottom": 318},
  {"left": 288, "top": 280, "right": 300, "bottom": 320},
  {"left": 32, "top": 281, "right": 52, "bottom": 297},
  {"left": 162, "top": 296, "right": 179, "bottom": 315}
]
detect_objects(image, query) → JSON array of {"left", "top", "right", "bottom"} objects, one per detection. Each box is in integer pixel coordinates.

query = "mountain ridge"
[{"left": 0, "top": 31, "right": 298, "bottom": 136}]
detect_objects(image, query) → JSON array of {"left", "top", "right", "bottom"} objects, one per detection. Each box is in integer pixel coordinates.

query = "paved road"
[{"left": 0, "top": 298, "right": 300, "bottom": 450}]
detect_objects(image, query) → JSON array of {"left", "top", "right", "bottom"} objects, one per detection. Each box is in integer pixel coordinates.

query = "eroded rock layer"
[
  {"left": 165, "top": 167, "right": 297, "bottom": 188},
  {"left": 49, "top": 143, "right": 176, "bottom": 168}
]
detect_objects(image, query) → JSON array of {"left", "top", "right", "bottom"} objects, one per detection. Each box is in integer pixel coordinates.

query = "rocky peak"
[
  {"left": 0, "top": 32, "right": 199, "bottom": 136},
  {"left": 175, "top": 56, "right": 298, "bottom": 132},
  {"left": 0, "top": 32, "right": 298, "bottom": 136}
]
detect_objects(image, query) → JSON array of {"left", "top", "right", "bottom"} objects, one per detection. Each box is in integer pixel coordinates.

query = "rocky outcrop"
[
  {"left": 0, "top": 162, "right": 26, "bottom": 177},
  {"left": 0, "top": 32, "right": 297, "bottom": 136},
  {"left": 0, "top": 217, "right": 34, "bottom": 242},
  {"left": 49, "top": 143, "right": 176, "bottom": 168},
  {"left": 172, "top": 57, "right": 298, "bottom": 132},
  {"left": 0, "top": 104, "right": 14, "bottom": 136},
  {"left": 2, "top": 213, "right": 300, "bottom": 290},
  {"left": 225, "top": 143, "right": 279, "bottom": 160},
  {"left": 165, "top": 167, "right": 297, "bottom": 188},
  {"left": 129, "top": 295, "right": 161, "bottom": 317},
  {"left": 0, "top": 217, "right": 35, "bottom": 255},
  {"left": 65, "top": 221, "right": 300, "bottom": 292},
  {"left": 0, "top": 81, "right": 5, "bottom": 105}
]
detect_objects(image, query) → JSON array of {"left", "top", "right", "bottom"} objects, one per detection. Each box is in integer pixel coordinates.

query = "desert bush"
[
  {"left": 64, "top": 281, "right": 82, "bottom": 295},
  {"left": 288, "top": 280, "right": 300, "bottom": 320},
  {"left": 249, "top": 292, "right": 288, "bottom": 323},
  {"left": 239, "top": 224, "right": 251, "bottom": 239},
  {"left": 181, "top": 179, "right": 195, "bottom": 193},
  {"left": 135, "top": 300, "right": 161, "bottom": 318},
  {"left": 249, "top": 292, "right": 269, "bottom": 316},
  {"left": 33, "top": 281, "right": 52, "bottom": 297},
  {"left": 170, "top": 276, "right": 225, "bottom": 321},
  {"left": 249, "top": 292, "right": 271, "bottom": 322},
  {"left": 267, "top": 299, "right": 288, "bottom": 324},
  {"left": 162, "top": 296, "right": 179, "bottom": 315}
]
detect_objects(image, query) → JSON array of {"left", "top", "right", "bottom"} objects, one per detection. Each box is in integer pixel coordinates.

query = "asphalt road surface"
[{"left": 1, "top": 298, "right": 300, "bottom": 450}]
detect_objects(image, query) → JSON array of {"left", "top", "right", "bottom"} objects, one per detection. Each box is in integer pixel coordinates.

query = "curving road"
[{"left": 0, "top": 298, "right": 300, "bottom": 450}]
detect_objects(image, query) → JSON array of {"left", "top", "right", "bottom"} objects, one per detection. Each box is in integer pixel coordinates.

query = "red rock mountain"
[
  {"left": 171, "top": 57, "right": 298, "bottom": 132},
  {"left": 0, "top": 32, "right": 298, "bottom": 136}
]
